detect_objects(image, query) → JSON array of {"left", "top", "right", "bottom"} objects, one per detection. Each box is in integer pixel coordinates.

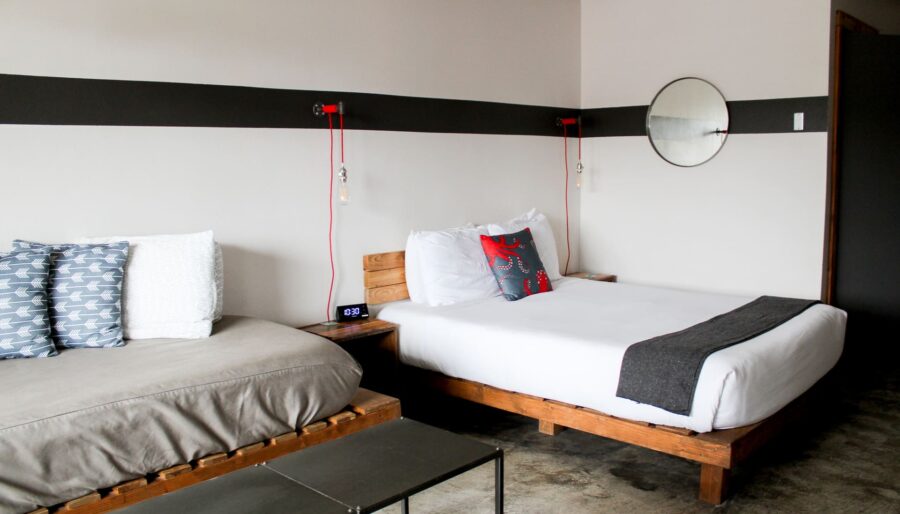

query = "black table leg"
[
  {"left": 495, "top": 452, "right": 504, "bottom": 513},
  {"left": 401, "top": 496, "right": 409, "bottom": 514}
]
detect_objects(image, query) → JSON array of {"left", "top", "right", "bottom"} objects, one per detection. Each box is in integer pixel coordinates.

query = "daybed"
[
  {"left": 363, "top": 251, "right": 846, "bottom": 504},
  {"left": 0, "top": 316, "right": 400, "bottom": 514}
]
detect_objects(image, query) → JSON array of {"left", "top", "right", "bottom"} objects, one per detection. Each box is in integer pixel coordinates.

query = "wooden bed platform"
[
  {"left": 409, "top": 368, "right": 813, "bottom": 505},
  {"left": 364, "top": 250, "right": 817, "bottom": 504},
  {"left": 29, "top": 389, "right": 400, "bottom": 514}
]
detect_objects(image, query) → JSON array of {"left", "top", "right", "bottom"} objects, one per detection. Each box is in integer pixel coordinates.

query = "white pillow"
[
  {"left": 487, "top": 209, "right": 562, "bottom": 280},
  {"left": 81, "top": 231, "right": 217, "bottom": 339},
  {"left": 407, "top": 225, "right": 500, "bottom": 306},
  {"left": 213, "top": 243, "right": 224, "bottom": 322},
  {"left": 404, "top": 231, "right": 427, "bottom": 304},
  {"left": 405, "top": 224, "right": 474, "bottom": 304}
]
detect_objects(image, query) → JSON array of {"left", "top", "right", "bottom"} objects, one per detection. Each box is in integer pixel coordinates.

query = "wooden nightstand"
[
  {"left": 566, "top": 272, "right": 618, "bottom": 282},
  {"left": 299, "top": 319, "right": 399, "bottom": 395}
]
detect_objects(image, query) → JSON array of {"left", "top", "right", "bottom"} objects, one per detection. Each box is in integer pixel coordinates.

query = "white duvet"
[{"left": 378, "top": 278, "right": 846, "bottom": 432}]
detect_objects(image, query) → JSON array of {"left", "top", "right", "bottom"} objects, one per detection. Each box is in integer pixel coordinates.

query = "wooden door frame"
[{"left": 822, "top": 10, "right": 878, "bottom": 304}]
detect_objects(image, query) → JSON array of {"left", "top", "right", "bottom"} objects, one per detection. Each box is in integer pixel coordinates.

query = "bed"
[
  {"left": 0, "top": 316, "right": 400, "bottom": 514},
  {"left": 363, "top": 250, "right": 847, "bottom": 504}
]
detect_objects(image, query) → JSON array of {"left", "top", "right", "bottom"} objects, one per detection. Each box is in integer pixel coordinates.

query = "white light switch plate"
[{"left": 794, "top": 112, "right": 804, "bottom": 131}]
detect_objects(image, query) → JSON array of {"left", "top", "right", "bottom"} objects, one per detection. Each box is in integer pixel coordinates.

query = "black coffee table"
[
  {"left": 267, "top": 417, "right": 503, "bottom": 513},
  {"left": 118, "top": 418, "right": 503, "bottom": 513},
  {"left": 115, "top": 464, "right": 348, "bottom": 514}
]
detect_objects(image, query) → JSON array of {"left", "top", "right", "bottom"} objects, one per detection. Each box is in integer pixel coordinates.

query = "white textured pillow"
[
  {"left": 487, "top": 209, "right": 562, "bottom": 280},
  {"left": 409, "top": 225, "right": 500, "bottom": 306},
  {"left": 80, "top": 231, "right": 217, "bottom": 339}
]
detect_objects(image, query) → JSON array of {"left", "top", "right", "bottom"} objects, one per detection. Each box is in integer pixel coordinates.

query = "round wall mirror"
[{"left": 646, "top": 77, "right": 729, "bottom": 167}]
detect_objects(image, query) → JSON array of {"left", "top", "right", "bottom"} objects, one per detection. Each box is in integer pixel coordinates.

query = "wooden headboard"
[{"left": 363, "top": 251, "right": 409, "bottom": 304}]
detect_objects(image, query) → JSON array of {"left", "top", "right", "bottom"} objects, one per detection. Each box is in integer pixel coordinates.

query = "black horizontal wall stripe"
[
  {"left": 582, "top": 97, "right": 828, "bottom": 137},
  {"left": 0, "top": 73, "right": 576, "bottom": 136},
  {"left": 727, "top": 97, "right": 827, "bottom": 134},
  {"left": 581, "top": 105, "right": 648, "bottom": 137},
  {"left": 0, "top": 73, "right": 826, "bottom": 136}
]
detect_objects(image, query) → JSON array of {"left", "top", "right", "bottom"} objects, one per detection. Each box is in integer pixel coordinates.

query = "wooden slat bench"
[{"left": 33, "top": 388, "right": 400, "bottom": 514}]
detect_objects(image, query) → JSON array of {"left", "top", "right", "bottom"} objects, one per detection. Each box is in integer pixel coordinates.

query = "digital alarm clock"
[{"left": 336, "top": 303, "right": 369, "bottom": 322}]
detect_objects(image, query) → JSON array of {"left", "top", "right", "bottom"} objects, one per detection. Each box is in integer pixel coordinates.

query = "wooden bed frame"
[
  {"left": 30, "top": 389, "right": 400, "bottom": 514},
  {"left": 363, "top": 250, "right": 817, "bottom": 504}
]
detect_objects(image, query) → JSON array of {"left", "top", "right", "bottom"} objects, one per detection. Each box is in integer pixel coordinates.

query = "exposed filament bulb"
[
  {"left": 575, "top": 160, "right": 584, "bottom": 189},
  {"left": 338, "top": 163, "right": 349, "bottom": 204}
]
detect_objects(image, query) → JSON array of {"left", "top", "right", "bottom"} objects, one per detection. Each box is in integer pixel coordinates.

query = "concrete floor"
[{"left": 376, "top": 367, "right": 899, "bottom": 513}]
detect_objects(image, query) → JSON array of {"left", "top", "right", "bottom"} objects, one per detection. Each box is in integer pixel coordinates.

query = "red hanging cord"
[
  {"left": 563, "top": 124, "right": 571, "bottom": 276},
  {"left": 326, "top": 113, "right": 336, "bottom": 322}
]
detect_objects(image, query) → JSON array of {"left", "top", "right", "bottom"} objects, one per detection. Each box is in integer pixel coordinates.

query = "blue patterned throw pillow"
[
  {"left": 14, "top": 241, "right": 128, "bottom": 349},
  {"left": 0, "top": 247, "right": 55, "bottom": 359},
  {"left": 480, "top": 227, "right": 553, "bottom": 301}
]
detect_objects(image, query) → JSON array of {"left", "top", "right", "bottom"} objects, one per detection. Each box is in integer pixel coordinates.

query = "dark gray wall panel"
[{"left": 833, "top": 32, "right": 900, "bottom": 355}]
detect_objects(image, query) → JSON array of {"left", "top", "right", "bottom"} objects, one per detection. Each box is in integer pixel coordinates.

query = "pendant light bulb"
[
  {"left": 575, "top": 160, "right": 584, "bottom": 189},
  {"left": 338, "top": 163, "right": 349, "bottom": 204}
]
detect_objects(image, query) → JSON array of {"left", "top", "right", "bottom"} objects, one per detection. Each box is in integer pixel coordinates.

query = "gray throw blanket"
[{"left": 616, "top": 296, "right": 819, "bottom": 416}]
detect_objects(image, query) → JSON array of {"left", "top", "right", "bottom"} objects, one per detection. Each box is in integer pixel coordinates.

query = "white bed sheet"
[{"left": 378, "top": 278, "right": 846, "bottom": 433}]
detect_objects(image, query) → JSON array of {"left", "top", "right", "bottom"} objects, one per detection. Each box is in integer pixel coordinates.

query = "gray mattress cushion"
[{"left": 0, "top": 315, "right": 362, "bottom": 514}]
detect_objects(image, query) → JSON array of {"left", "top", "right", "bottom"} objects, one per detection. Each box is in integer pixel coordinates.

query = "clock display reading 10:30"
[{"left": 336, "top": 303, "right": 369, "bottom": 322}]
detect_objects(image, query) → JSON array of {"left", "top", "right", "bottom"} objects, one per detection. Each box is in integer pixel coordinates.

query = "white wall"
[
  {"left": 0, "top": 0, "right": 582, "bottom": 325},
  {"left": 579, "top": 0, "right": 831, "bottom": 298},
  {"left": 0, "top": 0, "right": 580, "bottom": 107},
  {"left": 581, "top": 1, "right": 830, "bottom": 107},
  {"left": 580, "top": 135, "right": 827, "bottom": 297}
]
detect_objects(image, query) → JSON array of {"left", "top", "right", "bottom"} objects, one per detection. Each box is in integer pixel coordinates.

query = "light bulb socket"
[{"left": 313, "top": 101, "right": 345, "bottom": 117}]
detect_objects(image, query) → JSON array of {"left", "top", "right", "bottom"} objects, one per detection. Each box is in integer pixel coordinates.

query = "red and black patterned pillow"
[{"left": 480, "top": 228, "right": 553, "bottom": 301}]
